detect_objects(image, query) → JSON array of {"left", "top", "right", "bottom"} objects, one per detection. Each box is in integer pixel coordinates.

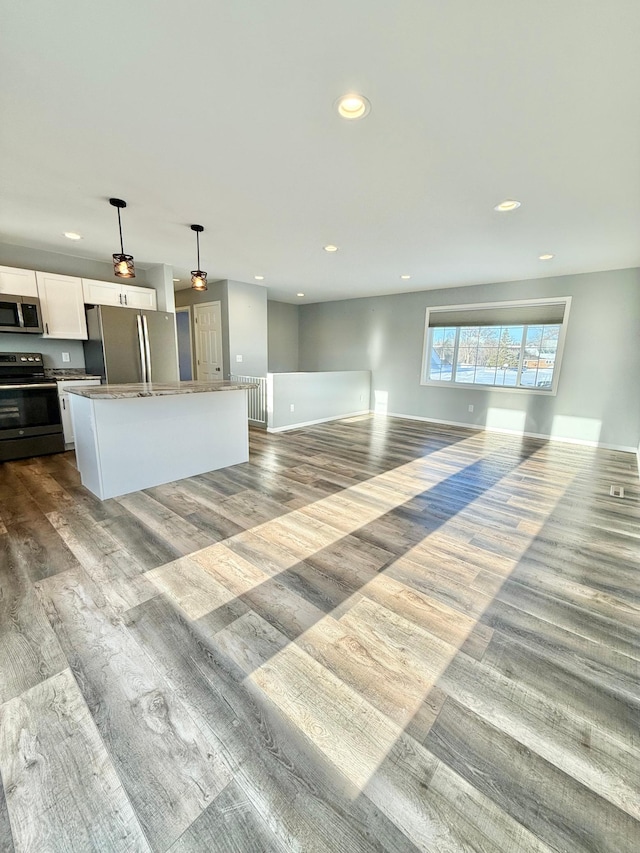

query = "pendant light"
[
  {"left": 190, "top": 224, "right": 207, "bottom": 290},
  {"left": 109, "top": 198, "right": 135, "bottom": 278}
]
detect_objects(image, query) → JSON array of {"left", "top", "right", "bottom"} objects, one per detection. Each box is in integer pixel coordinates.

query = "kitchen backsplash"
[{"left": 0, "top": 335, "right": 85, "bottom": 368}]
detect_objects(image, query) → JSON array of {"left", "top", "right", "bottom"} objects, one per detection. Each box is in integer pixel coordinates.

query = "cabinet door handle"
[
  {"left": 62, "top": 398, "right": 66, "bottom": 410},
  {"left": 119, "top": 293, "right": 122, "bottom": 304},
  {"left": 45, "top": 322, "right": 49, "bottom": 334},
  {"left": 124, "top": 293, "right": 128, "bottom": 305}
]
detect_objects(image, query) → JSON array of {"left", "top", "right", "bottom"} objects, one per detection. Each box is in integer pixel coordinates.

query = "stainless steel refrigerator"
[{"left": 83, "top": 305, "right": 179, "bottom": 384}]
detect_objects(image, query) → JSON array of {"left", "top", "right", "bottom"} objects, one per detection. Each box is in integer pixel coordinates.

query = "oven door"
[{"left": 0, "top": 382, "right": 62, "bottom": 438}]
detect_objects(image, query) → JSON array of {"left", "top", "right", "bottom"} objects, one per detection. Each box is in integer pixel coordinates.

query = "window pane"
[
  {"left": 525, "top": 325, "right": 543, "bottom": 351},
  {"left": 459, "top": 326, "right": 479, "bottom": 346},
  {"left": 432, "top": 327, "right": 446, "bottom": 346},
  {"left": 455, "top": 327, "right": 476, "bottom": 383},
  {"left": 429, "top": 327, "right": 455, "bottom": 381},
  {"left": 479, "top": 327, "right": 500, "bottom": 346},
  {"left": 474, "top": 351, "right": 498, "bottom": 384},
  {"left": 495, "top": 361, "right": 518, "bottom": 386},
  {"left": 520, "top": 323, "right": 560, "bottom": 389}
]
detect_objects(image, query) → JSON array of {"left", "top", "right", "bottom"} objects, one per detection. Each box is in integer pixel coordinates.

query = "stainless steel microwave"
[{"left": 0, "top": 294, "right": 43, "bottom": 334}]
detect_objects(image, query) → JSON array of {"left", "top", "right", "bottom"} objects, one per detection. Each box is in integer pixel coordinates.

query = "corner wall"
[
  {"left": 299, "top": 268, "right": 640, "bottom": 451},
  {"left": 227, "top": 280, "right": 268, "bottom": 377},
  {"left": 268, "top": 301, "right": 299, "bottom": 372}
]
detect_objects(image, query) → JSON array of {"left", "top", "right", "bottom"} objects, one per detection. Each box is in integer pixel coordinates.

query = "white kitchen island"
[{"left": 67, "top": 380, "right": 257, "bottom": 500}]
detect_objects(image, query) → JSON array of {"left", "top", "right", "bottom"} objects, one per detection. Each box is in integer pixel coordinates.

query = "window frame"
[{"left": 420, "top": 296, "right": 572, "bottom": 396}]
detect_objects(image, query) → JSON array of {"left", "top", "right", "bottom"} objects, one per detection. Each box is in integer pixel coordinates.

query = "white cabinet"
[
  {"left": 122, "top": 283, "right": 157, "bottom": 310},
  {"left": 36, "top": 272, "right": 88, "bottom": 340},
  {"left": 0, "top": 266, "right": 38, "bottom": 297},
  {"left": 82, "top": 278, "right": 157, "bottom": 311},
  {"left": 57, "top": 379, "right": 101, "bottom": 445},
  {"left": 81, "top": 278, "right": 121, "bottom": 307}
]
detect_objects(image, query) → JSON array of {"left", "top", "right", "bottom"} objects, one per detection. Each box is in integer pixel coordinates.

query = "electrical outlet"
[
  {"left": 235, "top": 354, "right": 243, "bottom": 363},
  {"left": 468, "top": 404, "right": 474, "bottom": 412},
  {"left": 62, "top": 352, "right": 70, "bottom": 363},
  {"left": 290, "top": 403, "right": 295, "bottom": 412}
]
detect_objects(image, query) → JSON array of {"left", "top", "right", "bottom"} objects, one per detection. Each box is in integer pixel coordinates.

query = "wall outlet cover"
[
  {"left": 62, "top": 352, "right": 70, "bottom": 362},
  {"left": 236, "top": 354, "right": 243, "bottom": 362},
  {"left": 290, "top": 404, "right": 295, "bottom": 412},
  {"left": 468, "top": 404, "right": 474, "bottom": 412}
]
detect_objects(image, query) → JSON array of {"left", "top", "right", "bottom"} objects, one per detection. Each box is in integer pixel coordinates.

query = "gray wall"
[
  {"left": 299, "top": 268, "right": 640, "bottom": 450},
  {"left": 268, "top": 301, "right": 299, "bottom": 372},
  {"left": 0, "top": 334, "right": 85, "bottom": 368},
  {"left": 0, "top": 241, "right": 151, "bottom": 285},
  {"left": 227, "top": 280, "right": 268, "bottom": 378},
  {"left": 268, "top": 370, "right": 370, "bottom": 430}
]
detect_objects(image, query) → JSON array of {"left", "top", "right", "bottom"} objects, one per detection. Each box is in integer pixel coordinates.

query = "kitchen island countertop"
[{"left": 66, "top": 380, "right": 258, "bottom": 399}]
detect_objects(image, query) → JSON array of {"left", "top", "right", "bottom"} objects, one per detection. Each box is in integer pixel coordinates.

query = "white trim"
[
  {"left": 421, "top": 295, "right": 572, "bottom": 396},
  {"left": 267, "top": 410, "right": 370, "bottom": 433},
  {"left": 383, "top": 411, "right": 637, "bottom": 454}
]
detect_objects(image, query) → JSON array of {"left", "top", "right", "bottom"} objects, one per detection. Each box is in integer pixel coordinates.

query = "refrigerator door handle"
[
  {"left": 142, "top": 315, "right": 152, "bottom": 383},
  {"left": 136, "top": 313, "right": 147, "bottom": 382}
]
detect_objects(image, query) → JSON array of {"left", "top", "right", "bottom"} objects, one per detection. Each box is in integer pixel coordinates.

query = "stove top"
[{"left": 0, "top": 352, "right": 49, "bottom": 384}]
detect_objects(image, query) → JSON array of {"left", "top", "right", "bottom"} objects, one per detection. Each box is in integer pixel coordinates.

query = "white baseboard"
[
  {"left": 267, "top": 410, "right": 370, "bottom": 433},
  {"left": 383, "top": 411, "right": 638, "bottom": 455}
]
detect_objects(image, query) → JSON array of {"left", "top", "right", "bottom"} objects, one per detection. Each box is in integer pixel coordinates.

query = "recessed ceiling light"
[
  {"left": 494, "top": 199, "right": 521, "bottom": 212},
  {"left": 173, "top": 278, "right": 181, "bottom": 282},
  {"left": 323, "top": 244, "right": 339, "bottom": 252},
  {"left": 539, "top": 253, "right": 554, "bottom": 261},
  {"left": 336, "top": 93, "right": 371, "bottom": 120},
  {"left": 63, "top": 231, "right": 82, "bottom": 240},
  {"left": 297, "top": 292, "right": 305, "bottom": 297},
  {"left": 400, "top": 275, "right": 411, "bottom": 280},
  {"left": 254, "top": 275, "right": 265, "bottom": 280}
]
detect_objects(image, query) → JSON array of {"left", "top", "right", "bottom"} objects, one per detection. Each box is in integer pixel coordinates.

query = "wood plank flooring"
[{"left": 1, "top": 415, "right": 639, "bottom": 852}]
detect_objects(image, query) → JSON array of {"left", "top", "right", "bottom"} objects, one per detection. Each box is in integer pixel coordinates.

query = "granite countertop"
[
  {"left": 45, "top": 370, "right": 103, "bottom": 381},
  {"left": 66, "top": 380, "right": 258, "bottom": 399}
]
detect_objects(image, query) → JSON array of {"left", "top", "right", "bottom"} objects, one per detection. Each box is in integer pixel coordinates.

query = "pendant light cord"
[
  {"left": 117, "top": 207, "right": 125, "bottom": 254},
  {"left": 196, "top": 230, "right": 201, "bottom": 269}
]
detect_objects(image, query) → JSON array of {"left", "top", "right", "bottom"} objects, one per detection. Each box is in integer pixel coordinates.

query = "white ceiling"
[{"left": 1, "top": 0, "right": 639, "bottom": 303}]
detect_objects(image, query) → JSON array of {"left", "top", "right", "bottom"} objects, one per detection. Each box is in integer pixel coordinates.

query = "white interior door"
[{"left": 194, "top": 301, "right": 223, "bottom": 380}]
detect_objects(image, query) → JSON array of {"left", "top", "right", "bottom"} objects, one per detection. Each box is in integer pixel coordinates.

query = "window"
[{"left": 422, "top": 298, "right": 570, "bottom": 394}]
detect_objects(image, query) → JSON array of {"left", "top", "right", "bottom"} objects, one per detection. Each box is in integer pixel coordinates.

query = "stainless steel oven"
[
  {"left": 0, "top": 294, "right": 43, "bottom": 333},
  {"left": 0, "top": 352, "right": 64, "bottom": 461}
]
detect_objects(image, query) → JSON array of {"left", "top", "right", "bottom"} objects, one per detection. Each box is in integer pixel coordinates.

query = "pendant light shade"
[
  {"left": 190, "top": 224, "right": 207, "bottom": 291},
  {"left": 109, "top": 198, "right": 135, "bottom": 279}
]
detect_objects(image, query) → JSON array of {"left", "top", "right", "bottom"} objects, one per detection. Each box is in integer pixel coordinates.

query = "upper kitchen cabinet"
[
  {"left": 0, "top": 266, "right": 38, "bottom": 297},
  {"left": 122, "top": 283, "right": 157, "bottom": 310},
  {"left": 36, "top": 272, "right": 88, "bottom": 339},
  {"left": 82, "top": 278, "right": 157, "bottom": 311}
]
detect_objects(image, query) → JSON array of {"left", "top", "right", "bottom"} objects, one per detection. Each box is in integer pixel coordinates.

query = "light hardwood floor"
[{"left": 0, "top": 415, "right": 639, "bottom": 852}]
